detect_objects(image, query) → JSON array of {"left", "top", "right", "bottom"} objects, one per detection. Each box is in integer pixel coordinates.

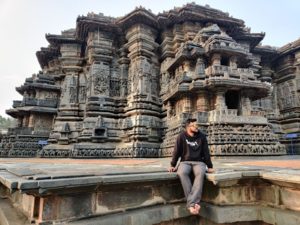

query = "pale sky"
[{"left": 0, "top": 0, "right": 299, "bottom": 118}]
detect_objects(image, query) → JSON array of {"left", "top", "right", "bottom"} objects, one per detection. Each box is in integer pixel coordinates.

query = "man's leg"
[
  {"left": 177, "top": 162, "right": 192, "bottom": 203},
  {"left": 186, "top": 162, "right": 206, "bottom": 208}
]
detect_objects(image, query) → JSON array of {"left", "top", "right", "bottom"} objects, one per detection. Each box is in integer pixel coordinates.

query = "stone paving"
[
  {"left": 0, "top": 156, "right": 299, "bottom": 176},
  {"left": 0, "top": 155, "right": 299, "bottom": 225},
  {"left": 0, "top": 156, "right": 299, "bottom": 184}
]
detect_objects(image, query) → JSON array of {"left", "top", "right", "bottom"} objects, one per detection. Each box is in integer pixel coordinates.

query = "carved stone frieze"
[{"left": 4, "top": 3, "right": 300, "bottom": 157}]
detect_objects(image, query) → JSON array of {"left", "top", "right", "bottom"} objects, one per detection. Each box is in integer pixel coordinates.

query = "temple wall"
[
  {"left": 4, "top": 3, "right": 300, "bottom": 157},
  {"left": 0, "top": 170, "right": 299, "bottom": 225}
]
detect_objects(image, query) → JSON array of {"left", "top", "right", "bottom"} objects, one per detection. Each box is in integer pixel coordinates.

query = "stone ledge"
[
  {"left": 66, "top": 203, "right": 190, "bottom": 225},
  {"left": 201, "top": 203, "right": 300, "bottom": 225},
  {"left": 48, "top": 202, "right": 300, "bottom": 225},
  {"left": 1, "top": 160, "right": 300, "bottom": 225},
  {"left": 1, "top": 169, "right": 300, "bottom": 194}
]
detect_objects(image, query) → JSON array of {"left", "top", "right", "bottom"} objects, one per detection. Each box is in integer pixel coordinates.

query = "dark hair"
[{"left": 185, "top": 118, "right": 197, "bottom": 127}]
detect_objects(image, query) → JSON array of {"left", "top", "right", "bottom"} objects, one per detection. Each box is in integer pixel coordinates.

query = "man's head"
[{"left": 185, "top": 118, "right": 199, "bottom": 133}]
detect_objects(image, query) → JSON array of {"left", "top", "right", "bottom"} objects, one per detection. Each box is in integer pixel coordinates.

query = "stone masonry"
[{"left": 3, "top": 3, "right": 299, "bottom": 158}]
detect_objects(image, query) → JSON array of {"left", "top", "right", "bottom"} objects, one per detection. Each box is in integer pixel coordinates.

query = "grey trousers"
[{"left": 177, "top": 161, "right": 206, "bottom": 208}]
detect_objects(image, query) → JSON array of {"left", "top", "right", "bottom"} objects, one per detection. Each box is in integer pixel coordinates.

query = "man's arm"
[{"left": 168, "top": 134, "right": 182, "bottom": 172}]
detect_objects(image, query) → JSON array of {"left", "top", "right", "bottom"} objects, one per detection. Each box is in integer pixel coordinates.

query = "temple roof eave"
[
  {"left": 233, "top": 32, "right": 265, "bottom": 49},
  {"left": 205, "top": 79, "right": 271, "bottom": 99},
  {"left": 116, "top": 8, "right": 158, "bottom": 31},
  {"left": 166, "top": 46, "right": 205, "bottom": 72},
  {"left": 45, "top": 34, "right": 81, "bottom": 46},
  {"left": 253, "top": 45, "right": 279, "bottom": 62},
  {"left": 6, "top": 107, "right": 57, "bottom": 118},
  {"left": 162, "top": 79, "right": 270, "bottom": 102},
  {"left": 276, "top": 38, "right": 300, "bottom": 59},
  {"left": 36, "top": 47, "right": 60, "bottom": 69},
  {"left": 76, "top": 16, "right": 120, "bottom": 41},
  {"left": 157, "top": 3, "right": 244, "bottom": 29},
  {"left": 16, "top": 83, "right": 60, "bottom": 94}
]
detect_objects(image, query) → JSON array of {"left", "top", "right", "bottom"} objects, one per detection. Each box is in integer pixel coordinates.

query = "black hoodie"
[{"left": 170, "top": 131, "right": 213, "bottom": 168}]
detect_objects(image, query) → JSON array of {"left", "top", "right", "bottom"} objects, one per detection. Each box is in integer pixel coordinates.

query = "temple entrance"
[{"left": 225, "top": 90, "right": 240, "bottom": 111}]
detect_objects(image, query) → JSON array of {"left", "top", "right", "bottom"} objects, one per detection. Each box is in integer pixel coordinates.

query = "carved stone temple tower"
[{"left": 2, "top": 3, "right": 292, "bottom": 158}]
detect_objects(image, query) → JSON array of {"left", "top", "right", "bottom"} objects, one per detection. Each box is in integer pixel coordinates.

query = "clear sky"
[{"left": 0, "top": 0, "right": 299, "bottom": 118}]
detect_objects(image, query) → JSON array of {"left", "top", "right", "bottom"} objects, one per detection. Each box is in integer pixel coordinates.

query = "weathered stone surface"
[
  {"left": 279, "top": 187, "right": 300, "bottom": 211},
  {"left": 3, "top": 3, "right": 298, "bottom": 158},
  {"left": 40, "top": 193, "right": 93, "bottom": 221},
  {"left": 0, "top": 157, "right": 299, "bottom": 224},
  {"left": 0, "top": 198, "right": 31, "bottom": 225}
]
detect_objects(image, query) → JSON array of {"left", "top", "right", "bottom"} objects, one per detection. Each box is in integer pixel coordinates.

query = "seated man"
[{"left": 168, "top": 118, "right": 214, "bottom": 215}]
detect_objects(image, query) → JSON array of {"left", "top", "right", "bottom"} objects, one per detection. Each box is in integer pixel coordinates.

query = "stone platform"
[{"left": 0, "top": 156, "right": 299, "bottom": 225}]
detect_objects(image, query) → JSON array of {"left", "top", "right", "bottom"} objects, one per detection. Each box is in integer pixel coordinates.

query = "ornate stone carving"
[{"left": 4, "top": 3, "right": 300, "bottom": 157}]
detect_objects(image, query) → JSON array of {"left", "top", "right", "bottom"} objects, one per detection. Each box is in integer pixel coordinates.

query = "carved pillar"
[
  {"left": 126, "top": 24, "right": 159, "bottom": 100},
  {"left": 49, "top": 42, "right": 83, "bottom": 146},
  {"left": 58, "top": 43, "right": 83, "bottom": 116},
  {"left": 23, "top": 116, "right": 29, "bottom": 127},
  {"left": 166, "top": 101, "right": 173, "bottom": 118},
  {"left": 121, "top": 23, "right": 161, "bottom": 156},
  {"left": 28, "top": 114, "right": 35, "bottom": 128},
  {"left": 212, "top": 53, "right": 221, "bottom": 66},
  {"left": 215, "top": 89, "right": 226, "bottom": 110},
  {"left": 87, "top": 31, "right": 113, "bottom": 98},
  {"left": 118, "top": 47, "right": 130, "bottom": 98},
  {"left": 195, "top": 57, "right": 206, "bottom": 79},
  {"left": 230, "top": 56, "right": 237, "bottom": 69},
  {"left": 196, "top": 91, "right": 208, "bottom": 112},
  {"left": 241, "top": 96, "right": 252, "bottom": 116},
  {"left": 183, "top": 60, "right": 191, "bottom": 77},
  {"left": 182, "top": 96, "right": 191, "bottom": 113}
]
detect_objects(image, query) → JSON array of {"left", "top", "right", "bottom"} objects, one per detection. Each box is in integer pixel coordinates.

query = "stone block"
[
  {"left": 279, "top": 187, "right": 300, "bottom": 210},
  {"left": 156, "top": 216, "right": 199, "bottom": 225},
  {"left": 40, "top": 193, "right": 93, "bottom": 221},
  {"left": 18, "top": 180, "right": 39, "bottom": 190},
  {"left": 96, "top": 185, "right": 153, "bottom": 212},
  {"left": 200, "top": 204, "right": 260, "bottom": 224},
  {"left": 153, "top": 181, "right": 184, "bottom": 202},
  {"left": 255, "top": 185, "right": 278, "bottom": 205},
  {"left": 19, "top": 194, "right": 35, "bottom": 219},
  {"left": 260, "top": 206, "right": 300, "bottom": 225}
]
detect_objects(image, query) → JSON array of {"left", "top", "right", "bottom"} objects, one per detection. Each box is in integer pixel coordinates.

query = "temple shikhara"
[{"left": 2, "top": 3, "right": 300, "bottom": 158}]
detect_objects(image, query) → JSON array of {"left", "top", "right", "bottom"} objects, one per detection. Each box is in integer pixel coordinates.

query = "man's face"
[{"left": 187, "top": 122, "right": 199, "bottom": 132}]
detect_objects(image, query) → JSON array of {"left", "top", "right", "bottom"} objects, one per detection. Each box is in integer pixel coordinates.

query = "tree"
[{"left": 0, "top": 115, "right": 16, "bottom": 129}]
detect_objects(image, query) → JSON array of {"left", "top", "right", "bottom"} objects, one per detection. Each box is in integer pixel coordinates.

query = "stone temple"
[{"left": 2, "top": 3, "right": 299, "bottom": 158}]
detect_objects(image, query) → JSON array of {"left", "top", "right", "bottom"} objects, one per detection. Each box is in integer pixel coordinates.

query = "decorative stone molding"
[{"left": 4, "top": 3, "right": 300, "bottom": 157}]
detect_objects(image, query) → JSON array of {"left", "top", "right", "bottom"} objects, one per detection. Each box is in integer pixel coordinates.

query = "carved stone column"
[
  {"left": 194, "top": 57, "right": 206, "bottom": 79},
  {"left": 241, "top": 96, "right": 252, "bottom": 116},
  {"left": 182, "top": 96, "right": 191, "bottom": 113},
  {"left": 48, "top": 43, "right": 83, "bottom": 147},
  {"left": 230, "top": 56, "right": 237, "bottom": 69},
  {"left": 196, "top": 91, "right": 208, "bottom": 112},
  {"left": 79, "top": 30, "right": 114, "bottom": 142},
  {"left": 118, "top": 47, "right": 130, "bottom": 98},
  {"left": 121, "top": 23, "right": 161, "bottom": 157},
  {"left": 28, "top": 114, "right": 34, "bottom": 128},
  {"left": 215, "top": 89, "right": 226, "bottom": 110},
  {"left": 212, "top": 53, "right": 221, "bottom": 66},
  {"left": 183, "top": 60, "right": 191, "bottom": 77},
  {"left": 126, "top": 24, "right": 159, "bottom": 101}
]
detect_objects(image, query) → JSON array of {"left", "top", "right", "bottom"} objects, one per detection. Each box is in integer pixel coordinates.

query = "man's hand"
[
  {"left": 168, "top": 166, "right": 176, "bottom": 172},
  {"left": 207, "top": 168, "right": 215, "bottom": 173}
]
